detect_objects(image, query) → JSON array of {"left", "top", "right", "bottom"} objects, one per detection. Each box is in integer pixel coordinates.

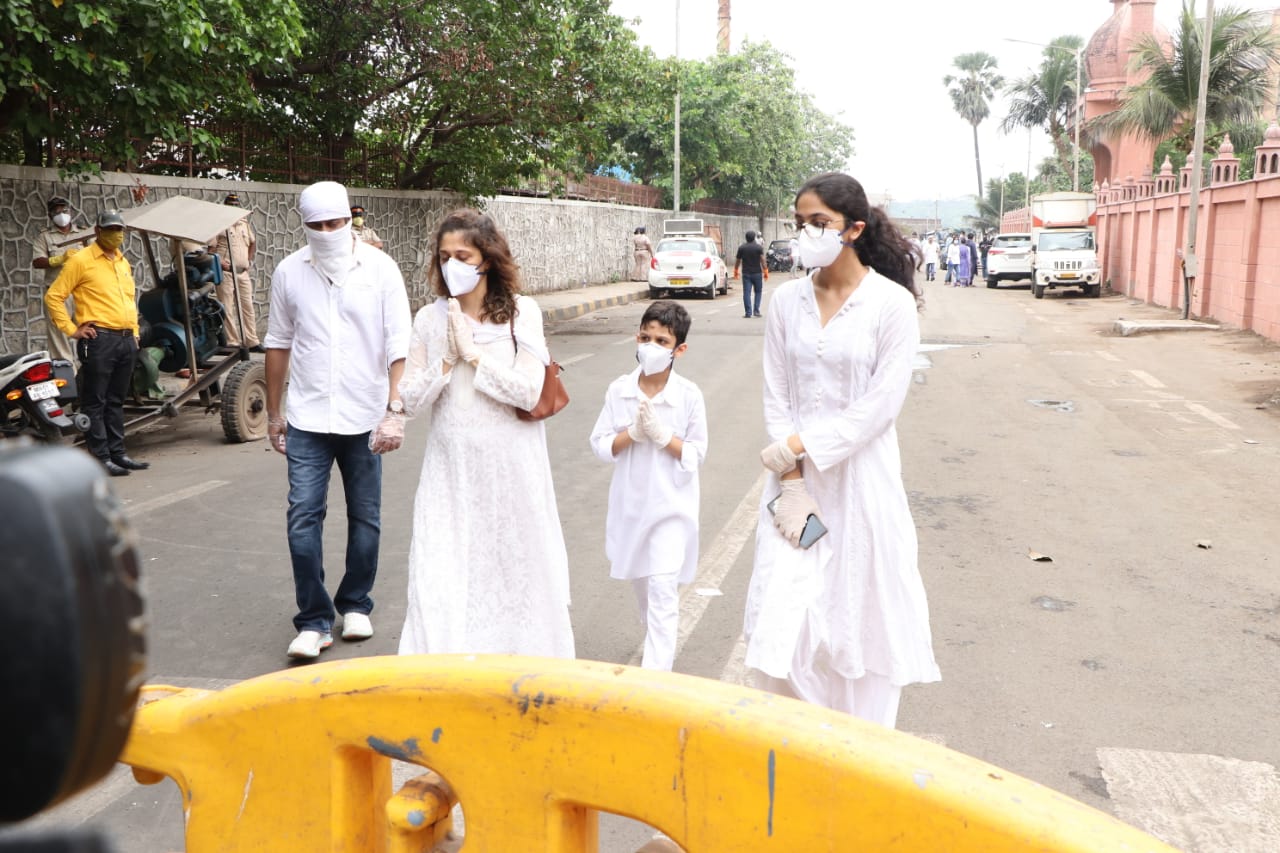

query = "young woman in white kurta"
[
  {"left": 396, "top": 209, "right": 574, "bottom": 658},
  {"left": 745, "top": 172, "right": 939, "bottom": 726}
]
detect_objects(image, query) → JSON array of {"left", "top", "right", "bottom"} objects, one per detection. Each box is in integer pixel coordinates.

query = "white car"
[
  {"left": 648, "top": 236, "right": 727, "bottom": 299},
  {"left": 985, "top": 233, "right": 1033, "bottom": 288}
]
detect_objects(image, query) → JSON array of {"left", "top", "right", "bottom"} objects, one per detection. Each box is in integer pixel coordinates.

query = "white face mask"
[
  {"left": 636, "top": 342, "right": 674, "bottom": 376},
  {"left": 52, "top": 212, "right": 71, "bottom": 228},
  {"left": 305, "top": 224, "right": 355, "bottom": 284},
  {"left": 441, "top": 257, "right": 483, "bottom": 297},
  {"left": 798, "top": 227, "right": 846, "bottom": 269}
]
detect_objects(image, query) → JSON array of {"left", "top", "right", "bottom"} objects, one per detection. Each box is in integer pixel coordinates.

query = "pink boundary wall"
[
  {"left": 1093, "top": 175, "right": 1280, "bottom": 343},
  {"left": 1001, "top": 173, "right": 1280, "bottom": 344}
]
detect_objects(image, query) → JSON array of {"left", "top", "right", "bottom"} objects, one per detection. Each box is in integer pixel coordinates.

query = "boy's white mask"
[{"left": 636, "top": 342, "right": 674, "bottom": 376}]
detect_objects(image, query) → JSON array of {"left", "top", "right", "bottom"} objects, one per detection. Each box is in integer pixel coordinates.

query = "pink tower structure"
[{"left": 1083, "top": 0, "right": 1171, "bottom": 187}]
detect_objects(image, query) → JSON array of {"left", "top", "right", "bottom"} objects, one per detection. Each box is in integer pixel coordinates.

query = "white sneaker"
[
  {"left": 287, "top": 630, "right": 333, "bottom": 659},
  {"left": 341, "top": 612, "right": 373, "bottom": 640}
]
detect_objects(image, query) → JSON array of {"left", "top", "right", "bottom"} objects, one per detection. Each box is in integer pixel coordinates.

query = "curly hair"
[
  {"left": 795, "top": 172, "right": 918, "bottom": 296},
  {"left": 428, "top": 208, "right": 521, "bottom": 325}
]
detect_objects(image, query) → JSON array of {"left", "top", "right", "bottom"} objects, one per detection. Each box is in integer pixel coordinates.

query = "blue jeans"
[
  {"left": 285, "top": 426, "right": 382, "bottom": 632},
  {"left": 742, "top": 272, "right": 763, "bottom": 315}
]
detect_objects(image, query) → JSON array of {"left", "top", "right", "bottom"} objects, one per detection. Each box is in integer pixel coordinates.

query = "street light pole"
[
  {"left": 1004, "top": 37, "right": 1083, "bottom": 192},
  {"left": 1181, "top": 0, "right": 1214, "bottom": 320},
  {"left": 1073, "top": 45, "right": 1082, "bottom": 192},
  {"left": 673, "top": 0, "right": 682, "bottom": 213}
]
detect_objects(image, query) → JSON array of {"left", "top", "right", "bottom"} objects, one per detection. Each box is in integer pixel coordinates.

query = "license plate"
[
  {"left": 1059, "top": 272, "right": 1078, "bottom": 279},
  {"left": 27, "top": 380, "right": 59, "bottom": 401},
  {"left": 669, "top": 278, "right": 692, "bottom": 286}
]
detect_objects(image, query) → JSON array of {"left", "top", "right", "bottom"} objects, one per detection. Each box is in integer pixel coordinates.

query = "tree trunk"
[{"left": 972, "top": 123, "right": 983, "bottom": 198}]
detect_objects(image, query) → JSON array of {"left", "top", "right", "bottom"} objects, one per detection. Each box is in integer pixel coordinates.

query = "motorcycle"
[{"left": 0, "top": 350, "right": 90, "bottom": 442}]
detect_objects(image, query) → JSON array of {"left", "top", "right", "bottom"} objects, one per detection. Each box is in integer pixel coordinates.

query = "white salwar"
[
  {"left": 590, "top": 368, "right": 708, "bottom": 669},
  {"left": 396, "top": 296, "right": 574, "bottom": 658},
  {"left": 744, "top": 271, "right": 939, "bottom": 725}
]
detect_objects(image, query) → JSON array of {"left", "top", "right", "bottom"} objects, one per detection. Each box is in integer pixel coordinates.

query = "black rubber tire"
[
  {"left": 649, "top": 287, "right": 661, "bottom": 299},
  {"left": 707, "top": 280, "right": 717, "bottom": 299},
  {"left": 1088, "top": 283, "right": 1101, "bottom": 298},
  {"left": 987, "top": 276, "right": 998, "bottom": 288},
  {"left": 1033, "top": 283, "right": 1046, "bottom": 299},
  {"left": 220, "top": 360, "right": 268, "bottom": 443}
]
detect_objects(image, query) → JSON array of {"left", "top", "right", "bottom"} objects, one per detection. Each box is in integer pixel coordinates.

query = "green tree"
[
  {"left": 944, "top": 52, "right": 1004, "bottom": 197},
  {"left": 0, "top": 0, "right": 304, "bottom": 170},
  {"left": 1097, "top": 1, "right": 1280, "bottom": 148},
  {"left": 601, "top": 42, "right": 853, "bottom": 215},
  {"left": 243, "top": 0, "right": 648, "bottom": 195},
  {"left": 1001, "top": 36, "right": 1088, "bottom": 179}
]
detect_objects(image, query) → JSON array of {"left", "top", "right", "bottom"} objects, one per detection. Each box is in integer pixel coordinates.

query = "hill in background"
[{"left": 885, "top": 197, "right": 980, "bottom": 231}]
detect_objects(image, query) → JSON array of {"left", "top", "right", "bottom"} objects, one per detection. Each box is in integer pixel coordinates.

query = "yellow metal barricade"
[{"left": 121, "top": 656, "right": 1174, "bottom": 852}]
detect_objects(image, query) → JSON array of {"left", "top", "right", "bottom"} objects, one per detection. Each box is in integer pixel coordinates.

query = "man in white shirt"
[{"left": 263, "top": 181, "right": 412, "bottom": 660}]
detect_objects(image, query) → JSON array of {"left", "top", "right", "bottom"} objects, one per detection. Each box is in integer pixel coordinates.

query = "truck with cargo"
[{"left": 1029, "top": 192, "right": 1101, "bottom": 299}]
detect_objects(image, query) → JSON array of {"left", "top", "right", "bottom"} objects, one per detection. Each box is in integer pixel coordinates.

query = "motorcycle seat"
[{"left": 0, "top": 353, "right": 30, "bottom": 370}]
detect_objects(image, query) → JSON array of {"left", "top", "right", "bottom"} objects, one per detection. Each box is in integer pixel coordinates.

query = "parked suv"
[{"left": 985, "top": 233, "right": 1033, "bottom": 288}]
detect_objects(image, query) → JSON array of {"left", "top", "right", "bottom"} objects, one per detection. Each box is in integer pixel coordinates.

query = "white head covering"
[{"left": 299, "top": 181, "right": 351, "bottom": 224}]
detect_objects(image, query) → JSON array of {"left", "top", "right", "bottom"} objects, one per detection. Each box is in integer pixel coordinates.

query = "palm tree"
[
  {"left": 1001, "top": 36, "right": 1087, "bottom": 179},
  {"left": 944, "top": 52, "right": 1004, "bottom": 197},
  {"left": 1098, "top": 1, "right": 1280, "bottom": 148}
]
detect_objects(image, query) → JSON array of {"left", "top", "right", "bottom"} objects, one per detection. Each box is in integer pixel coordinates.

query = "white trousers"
[
  {"left": 750, "top": 668, "right": 902, "bottom": 728},
  {"left": 631, "top": 573, "right": 680, "bottom": 671}
]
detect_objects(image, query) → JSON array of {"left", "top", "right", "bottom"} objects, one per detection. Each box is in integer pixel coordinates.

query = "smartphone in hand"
[{"left": 766, "top": 495, "right": 829, "bottom": 549}]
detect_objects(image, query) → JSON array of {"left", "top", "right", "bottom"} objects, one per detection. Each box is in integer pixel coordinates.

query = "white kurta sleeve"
[
  {"left": 382, "top": 262, "right": 412, "bottom": 365},
  {"left": 473, "top": 303, "right": 546, "bottom": 410},
  {"left": 397, "top": 305, "right": 452, "bottom": 416},
  {"left": 762, "top": 296, "right": 795, "bottom": 442},
  {"left": 677, "top": 386, "right": 708, "bottom": 475},
  {"left": 798, "top": 292, "right": 919, "bottom": 472},
  {"left": 590, "top": 383, "right": 625, "bottom": 463}
]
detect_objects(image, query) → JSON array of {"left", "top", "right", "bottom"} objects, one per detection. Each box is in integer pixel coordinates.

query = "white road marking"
[
  {"left": 1185, "top": 403, "right": 1241, "bottom": 431},
  {"left": 613, "top": 335, "right": 637, "bottom": 345},
  {"left": 628, "top": 470, "right": 767, "bottom": 666},
  {"left": 1095, "top": 350, "right": 1123, "bottom": 362},
  {"left": 1099, "top": 747, "right": 1280, "bottom": 853},
  {"left": 558, "top": 353, "right": 594, "bottom": 367},
  {"left": 1129, "top": 369, "right": 1167, "bottom": 389},
  {"left": 706, "top": 309, "right": 721, "bottom": 317},
  {"left": 125, "top": 480, "right": 230, "bottom": 517}
]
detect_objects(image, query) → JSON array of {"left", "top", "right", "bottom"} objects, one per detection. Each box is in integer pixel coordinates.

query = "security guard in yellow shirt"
[
  {"left": 45, "top": 210, "right": 149, "bottom": 477},
  {"left": 350, "top": 205, "right": 384, "bottom": 250}
]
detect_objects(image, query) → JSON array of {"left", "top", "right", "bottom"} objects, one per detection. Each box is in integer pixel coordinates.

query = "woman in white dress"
[
  {"left": 745, "top": 172, "right": 939, "bottom": 727},
  {"left": 397, "top": 209, "right": 574, "bottom": 658}
]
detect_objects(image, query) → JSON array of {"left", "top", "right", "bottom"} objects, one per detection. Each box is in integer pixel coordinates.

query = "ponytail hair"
[{"left": 795, "top": 172, "right": 918, "bottom": 297}]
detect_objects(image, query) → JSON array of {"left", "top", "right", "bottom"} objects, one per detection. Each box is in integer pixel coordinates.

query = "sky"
[{"left": 607, "top": 0, "right": 1280, "bottom": 203}]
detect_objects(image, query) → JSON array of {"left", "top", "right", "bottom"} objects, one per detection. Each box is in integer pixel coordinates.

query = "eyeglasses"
[{"left": 795, "top": 218, "right": 852, "bottom": 239}]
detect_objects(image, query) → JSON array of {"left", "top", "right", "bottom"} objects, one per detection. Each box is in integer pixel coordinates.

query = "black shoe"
[
  {"left": 112, "top": 455, "right": 150, "bottom": 471},
  {"left": 102, "top": 460, "right": 131, "bottom": 477},
  {"left": 248, "top": 345, "right": 266, "bottom": 354},
  {"left": 743, "top": 314, "right": 751, "bottom": 318},
  {"left": 753, "top": 312, "right": 762, "bottom": 317}
]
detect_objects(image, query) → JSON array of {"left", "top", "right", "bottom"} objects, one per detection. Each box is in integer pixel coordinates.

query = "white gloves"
[
  {"left": 627, "top": 420, "right": 646, "bottom": 442},
  {"left": 636, "top": 398, "right": 672, "bottom": 446},
  {"left": 760, "top": 438, "right": 798, "bottom": 473},
  {"left": 773, "top": 479, "right": 822, "bottom": 548},
  {"left": 368, "top": 412, "right": 405, "bottom": 455},
  {"left": 447, "top": 298, "right": 480, "bottom": 364}
]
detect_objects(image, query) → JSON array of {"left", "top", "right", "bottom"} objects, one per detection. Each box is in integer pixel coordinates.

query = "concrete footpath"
[{"left": 532, "top": 280, "right": 651, "bottom": 322}]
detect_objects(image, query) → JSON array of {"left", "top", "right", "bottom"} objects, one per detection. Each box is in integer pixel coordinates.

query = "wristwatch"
[{"left": 387, "top": 400, "right": 404, "bottom": 415}]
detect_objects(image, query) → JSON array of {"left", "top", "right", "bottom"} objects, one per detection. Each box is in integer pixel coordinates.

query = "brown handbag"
[{"left": 510, "top": 316, "right": 569, "bottom": 421}]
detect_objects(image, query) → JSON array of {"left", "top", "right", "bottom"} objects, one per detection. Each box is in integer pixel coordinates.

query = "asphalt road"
[{"left": 10, "top": 273, "right": 1280, "bottom": 852}]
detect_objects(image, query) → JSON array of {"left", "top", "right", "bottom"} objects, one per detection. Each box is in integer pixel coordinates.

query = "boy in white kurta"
[{"left": 590, "top": 301, "right": 708, "bottom": 670}]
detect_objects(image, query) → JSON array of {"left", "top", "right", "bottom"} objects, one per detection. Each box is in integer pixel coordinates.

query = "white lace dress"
[{"left": 396, "top": 296, "right": 574, "bottom": 658}]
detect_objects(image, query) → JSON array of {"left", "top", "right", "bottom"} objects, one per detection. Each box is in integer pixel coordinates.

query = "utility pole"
[
  {"left": 1181, "top": 0, "right": 1214, "bottom": 319},
  {"left": 673, "top": 0, "right": 681, "bottom": 212}
]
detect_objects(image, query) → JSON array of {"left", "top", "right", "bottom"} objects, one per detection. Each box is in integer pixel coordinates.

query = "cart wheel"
[{"left": 221, "top": 360, "right": 268, "bottom": 443}]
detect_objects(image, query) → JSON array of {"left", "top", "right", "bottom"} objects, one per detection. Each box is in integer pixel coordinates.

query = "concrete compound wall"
[
  {"left": 1095, "top": 175, "right": 1280, "bottom": 343},
  {"left": 0, "top": 165, "right": 763, "bottom": 355}
]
